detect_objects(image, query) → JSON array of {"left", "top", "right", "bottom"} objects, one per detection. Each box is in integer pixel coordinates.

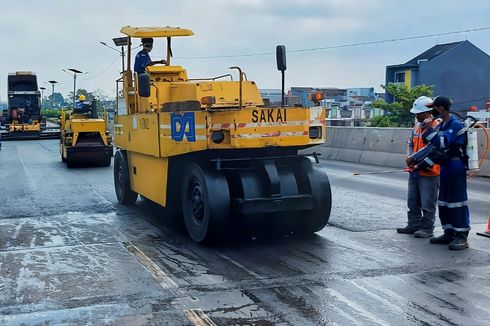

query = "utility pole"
[
  {"left": 100, "top": 36, "right": 128, "bottom": 72},
  {"left": 47, "top": 80, "right": 58, "bottom": 109},
  {"left": 67, "top": 68, "right": 83, "bottom": 109},
  {"left": 40, "top": 87, "right": 46, "bottom": 109}
]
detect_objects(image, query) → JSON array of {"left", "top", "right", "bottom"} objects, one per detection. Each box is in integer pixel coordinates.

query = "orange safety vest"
[{"left": 411, "top": 119, "right": 440, "bottom": 177}]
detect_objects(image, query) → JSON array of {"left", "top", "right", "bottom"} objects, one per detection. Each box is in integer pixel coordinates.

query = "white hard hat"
[{"left": 410, "top": 96, "right": 433, "bottom": 114}]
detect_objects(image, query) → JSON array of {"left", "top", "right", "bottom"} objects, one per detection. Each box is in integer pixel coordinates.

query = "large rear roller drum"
[
  {"left": 66, "top": 154, "right": 75, "bottom": 168},
  {"left": 114, "top": 150, "right": 138, "bottom": 205},
  {"left": 181, "top": 162, "right": 230, "bottom": 243},
  {"left": 100, "top": 155, "right": 112, "bottom": 167}
]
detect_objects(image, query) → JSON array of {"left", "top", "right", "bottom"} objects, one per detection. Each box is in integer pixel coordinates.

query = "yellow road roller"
[
  {"left": 113, "top": 26, "right": 331, "bottom": 242},
  {"left": 60, "top": 97, "right": 113, "bottom": 167}
]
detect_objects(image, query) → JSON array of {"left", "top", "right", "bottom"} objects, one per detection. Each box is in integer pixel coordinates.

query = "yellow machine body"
[
  {"left": 60, "top": 104, "right": 113, "bottom": 167},
  {"left": 8, "top": 120, "right": 41, "bottom": 133},
  {"left": 114, "top": 26, "right": 331, "bottom": 242}
]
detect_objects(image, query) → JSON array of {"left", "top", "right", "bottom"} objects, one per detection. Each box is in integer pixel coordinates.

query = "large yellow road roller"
[{"left": 113, "top": 26, "right": 331, "bottom": 242}]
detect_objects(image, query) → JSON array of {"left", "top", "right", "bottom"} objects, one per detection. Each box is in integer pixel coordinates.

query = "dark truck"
[{"left": 2, "top": 71, "right": 43, "bottom": 139}]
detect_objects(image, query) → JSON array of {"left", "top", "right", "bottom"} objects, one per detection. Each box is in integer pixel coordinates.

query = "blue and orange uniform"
[
  {"left": 422, "top": 115, "right": 470, "bottom": 236},
  {"left": 404, "top": 119, "right": 440, "bottom": 234}
]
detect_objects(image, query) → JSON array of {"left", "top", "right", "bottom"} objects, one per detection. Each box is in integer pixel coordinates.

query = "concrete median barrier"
[{"left": 310, "top": 127, "right": 490, "bottom": 177}]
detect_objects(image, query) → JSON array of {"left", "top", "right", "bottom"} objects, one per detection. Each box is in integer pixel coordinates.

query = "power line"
[
  {"left": 80, "top": 57, "right": 119, "bottom": 80},
  {"left": 177, "top": 26, "right": 490, "bottom": 59}
]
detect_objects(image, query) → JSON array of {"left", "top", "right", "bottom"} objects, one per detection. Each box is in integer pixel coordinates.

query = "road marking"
[
  {"left": 218, "top": 253, "right": 262, "bottom": 278},
  {"left": 325, "top": 288, "right": 390, "bottom": 326},
  {"left": 184, "top": 309, "right": 217, "bottom": 326},
  {"left": 123, "top": 242, "right": 178, "bottom": 289},
  {"left": 347, "top": 280, "right": 405, "bottom": 314},
  {"left": 122, "top": 241, "right": 215, "bottom": 324}
]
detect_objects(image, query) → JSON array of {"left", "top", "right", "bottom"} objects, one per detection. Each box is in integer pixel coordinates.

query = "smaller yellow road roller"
[{"left": 60, "top": 97, "right": 113, "bottom": 167}]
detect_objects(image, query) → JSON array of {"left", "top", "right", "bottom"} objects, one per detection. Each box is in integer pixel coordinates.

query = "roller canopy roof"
[{"left": 120, "top": 26, "right": 194, "bottom": 38}]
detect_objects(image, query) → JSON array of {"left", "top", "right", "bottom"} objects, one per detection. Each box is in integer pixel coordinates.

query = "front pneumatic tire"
[
  {"left": 114, "top": 150, "right": 138, "bottom": 205},
  {"left": 181, "top": 162, "right": 231, "bottom": 243}
]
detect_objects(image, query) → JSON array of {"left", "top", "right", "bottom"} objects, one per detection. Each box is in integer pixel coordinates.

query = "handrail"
[
  {"left": 188, "top": 74, "right": 234, "bottom": 81},
  {"left": 229, "top": 67, "right": 243, "bottom": 109}
]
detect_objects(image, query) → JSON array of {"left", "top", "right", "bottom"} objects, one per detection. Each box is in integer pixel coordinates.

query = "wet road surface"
[{"left": 1, "top": 140, "right": 489, "bottom": 325}]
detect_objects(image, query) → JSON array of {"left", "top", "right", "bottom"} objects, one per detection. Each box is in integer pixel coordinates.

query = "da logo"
[{"left": 171, "top": 112, "right": 196, "bottom": 142}]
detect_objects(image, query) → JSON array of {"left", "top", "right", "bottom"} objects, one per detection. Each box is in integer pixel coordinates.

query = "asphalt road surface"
[{"left": 1, "top": 140, "right": 489, "bottom": 325}]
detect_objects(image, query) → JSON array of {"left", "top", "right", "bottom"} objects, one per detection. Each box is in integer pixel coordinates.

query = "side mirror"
[
  {"left": 138, "top": 73, "right": 151, "bottom": 98},
  {"left": 276, "top": 45, "right": 287, "bottom": 71}
]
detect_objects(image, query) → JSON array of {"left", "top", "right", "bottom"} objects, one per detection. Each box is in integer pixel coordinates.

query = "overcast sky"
[{"left": 1, "top": 0, "right": 489, "bottom": 101}]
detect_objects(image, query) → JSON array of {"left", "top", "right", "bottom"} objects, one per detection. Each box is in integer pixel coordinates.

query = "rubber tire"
[
  {"left": 181, "top": 162, "right": 230, "bottom": 243},
  {"left": 114, "top": 150, "right": 138, "bottom": 205},
  {"left": 301, "top": 162, "right": 332, "bottom": 233}
]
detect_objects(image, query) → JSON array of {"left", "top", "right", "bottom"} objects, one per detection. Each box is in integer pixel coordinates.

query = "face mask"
[{"left": 432, "top": 108, "right": 441, "bottom": 118}]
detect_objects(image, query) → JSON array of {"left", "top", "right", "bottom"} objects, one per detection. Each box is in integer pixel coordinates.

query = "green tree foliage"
[
  {"left": 41, "top": 109, "right": 61, "bottom": 118},
  {"left": 67, "top": 89, "right": 90, "bottom": 104},
  {"left": 371, "top": 83, "right": 433, "bottom": 127},
  {"left": 371, "top": 115, "right": 396, "bottom": 127},
  {"left": 91, "top": 89, "right": 110, "bottom": 101},
  {"left": 45, "top": 92, "right": 65, "bottom": 109}
]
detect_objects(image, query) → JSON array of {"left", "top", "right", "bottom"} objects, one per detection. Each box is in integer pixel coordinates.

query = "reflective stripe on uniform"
[
  {"left": 456, "top": 128, "right": 466, "bottom": 136},
  {"left": 440, "top": 135, "right": 445, "bottom": 149},
  {"left": 438, "top": 200, "right": 468, "bottom": 208},
  {"left": 423, "top": 157, "right": 434, "bottom": 166},
  {"left": 426, "top": 132, "right": 437, "bottom": 141}
]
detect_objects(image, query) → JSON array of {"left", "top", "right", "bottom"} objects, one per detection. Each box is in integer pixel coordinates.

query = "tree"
[
  {"left": 91, "top": 89, "right": 110, "bottom": 101},
  {"left": 47, "top": 92, "right": 65, "bottom": 109},
  {"left": 371, "top": 115, "right": 396, "bottom": 127},
  {"left": 371, "top": 83, "right": 433, "bottom": 127},
  {"left": 67, "top": 89, "right": 90, "bottom": 103}
]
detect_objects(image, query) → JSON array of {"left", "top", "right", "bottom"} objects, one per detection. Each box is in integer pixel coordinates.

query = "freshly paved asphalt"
[{"left": 1, "top": 139, "right": 489, "bottom": 325}]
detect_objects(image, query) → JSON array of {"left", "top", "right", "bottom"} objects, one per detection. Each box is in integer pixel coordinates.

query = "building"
[
  {"left": 385, "top": 40, "right": 490, "bottom": 110},
  {"left": 290, "top": 87, "right": 347, "bottom": 107},
  {"left": 259, "top": 89, "right": 283, "bottom": 106},
  {"left": 290, "top": 86, "right": 384, "bottom": 126},
  {"left": 347, "top": 87, "right": 375, "bottom": 98},
  {"left": 259, "top": 89, "right": 300, "bottom": 107}
]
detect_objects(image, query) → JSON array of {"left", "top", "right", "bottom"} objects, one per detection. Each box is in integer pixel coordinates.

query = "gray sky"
[{"left": 1, "top": 0, "right": 489, "bottom": 101}]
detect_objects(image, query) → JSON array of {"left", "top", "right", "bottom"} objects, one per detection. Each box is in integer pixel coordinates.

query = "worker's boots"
[
  {"left": 430, "top": 230, "right": 455, "bottom": 244},
  {"left": 397, "top": 226, "right": 418, "bottom": 234},
  {"left": 449, "top": 231, "right": 469, "bottom": 250}
]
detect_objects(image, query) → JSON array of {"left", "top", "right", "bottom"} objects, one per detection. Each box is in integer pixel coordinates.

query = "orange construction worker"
[{"left": 398, "top": 96, "right": 440, "bottom": 238}]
